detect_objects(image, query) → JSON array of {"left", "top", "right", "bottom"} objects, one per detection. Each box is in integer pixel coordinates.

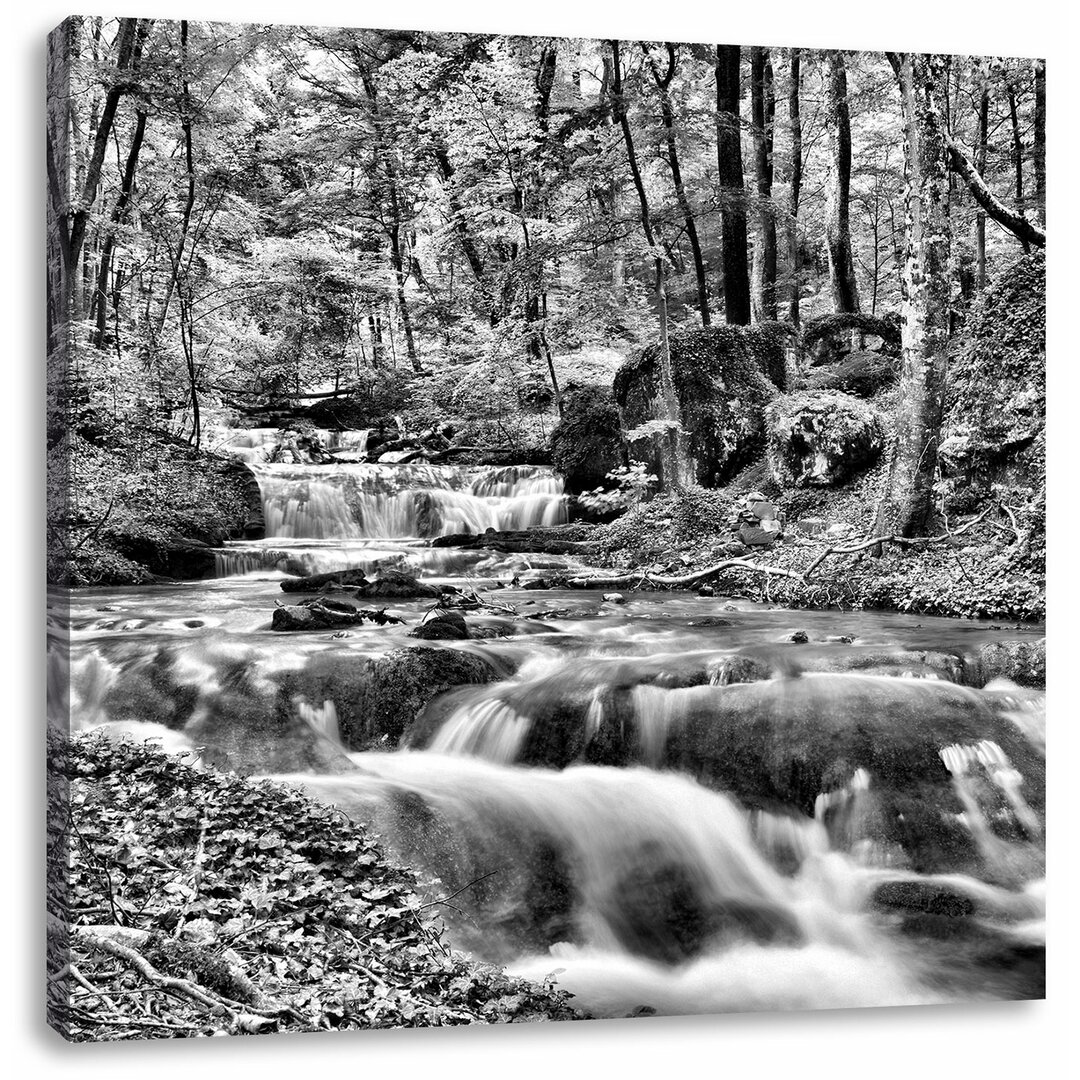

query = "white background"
[{"left": 4, "top": 1, "right": 1076, "bottom": 1075}]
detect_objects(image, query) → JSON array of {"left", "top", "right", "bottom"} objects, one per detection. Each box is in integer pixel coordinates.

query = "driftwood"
[
  {"left": 568, "top": 558, "right": 805, "bottom": 590},
  {"left": 568, "top": 506, "right": 1001, "bottom": 592}
]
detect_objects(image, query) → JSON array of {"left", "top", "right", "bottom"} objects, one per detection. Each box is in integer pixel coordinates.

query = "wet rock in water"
[
  {"left": 271, "top": 598, "right": 403, "bottom": 632},
  {"left": 521, "top": 578, "right": 550, "bottom": 590},
  {"left": 708, "top": 655, "right": 774, "bottom": 685},
  {"left": 765, "top": 390, "right": 885, "bottom": 487},
  {"left": 697, "top": 586, "right": 715, "bottom": 597},
  {"left": 688, "top": 616, "right": 731, "bottom": 628},
  {"left": 333, "top": 647, "right": 502, "bottom": 749},
  {"left": 872, "top": 880, "right": 977, "bottom": 920},
  {"left": 789, "top": 630, "right": 810, "bottom": 644},
  {"left": 970, "top": 639, "right": 1046, "bottom": 689},
  {"left": 280, "top": 567, "right": 441, "bottom": 599},
  {"left": 602, "top": 593, "right": 627, "bottom": 605},
  {"left": 410, "top": 611, "right": 469, "bottom": 641}
]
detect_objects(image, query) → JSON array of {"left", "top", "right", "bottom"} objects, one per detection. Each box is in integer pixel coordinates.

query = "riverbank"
[{"left": 47, "top": 728, "right": 583, "bottom": 1040}]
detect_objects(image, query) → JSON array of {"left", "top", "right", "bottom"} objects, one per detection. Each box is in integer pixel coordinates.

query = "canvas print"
[{"left": 46, "top": 15, "right": 1046, "bottom": 1041}]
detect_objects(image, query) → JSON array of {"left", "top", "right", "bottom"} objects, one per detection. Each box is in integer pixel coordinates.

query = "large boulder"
[
  {"left": 938, "top": 253, "right": 1045, "bottom": 521},
  {"left": 805, "top": 350, "right": 899, "bottom": 398},
  {"left": 549, "top": 385, "right": 626, "bottom": 495},
  {"left": 613, "top": 326, "right": 785, "bottom": 488},
  {"left": 801, "top": 312, "right": 901, "bottom": 366},
  {"left": 765, "top": 390, "right": 885, "bottom": 486}
]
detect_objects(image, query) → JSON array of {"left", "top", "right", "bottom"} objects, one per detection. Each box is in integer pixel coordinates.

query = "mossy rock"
[
  {"left": 802, "top": 312, "right": 901, "bottom": 364},
  {"left": 613, "top": 326, "right": 783, "bottom": 488},
  {"left": 939, "top": 253, "right": 1045, "bottom": 521},
  {"left": 805, "top": 350, "right": 899, "bottom": 398},
  {"left": 550, "top": 385, "right": 627, "bottom": 495},
  {"left": 765, "top": 389, "right": 885, "bottom": 486}
]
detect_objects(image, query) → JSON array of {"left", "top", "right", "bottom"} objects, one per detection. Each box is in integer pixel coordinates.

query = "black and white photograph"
[{"left": 43, "top": 4, "right": 1054, "bottom": 1054}]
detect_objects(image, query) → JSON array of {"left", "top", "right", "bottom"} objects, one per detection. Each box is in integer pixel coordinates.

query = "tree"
[
  {"left": 824, "top": 50, "right": 861, "bottom": 313},
  {"left": 785, "top": 48, "right": 803, "bottom": 325},
  {"left": 874, "top": 53, "right": 952, "bottom": 538},
  {"left": 715, "top": 45, "right": 751, "bottom": 324},
  {"left": 750, "top": 47, "right": 777, "bottom": 321},
  {"left": 644, "top": 42, "right": 710, "bottom": 327},
  {"left": 611, "top": 39, "right": 685, "bottom": 488}
]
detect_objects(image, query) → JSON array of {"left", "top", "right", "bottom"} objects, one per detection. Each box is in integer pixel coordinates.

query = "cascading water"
[
  {"left": 213, "top": 452, "right": 568, "bottom": 577},
  {"left": 57, "top": 469, "right": 1047, "bottom": 1017}
]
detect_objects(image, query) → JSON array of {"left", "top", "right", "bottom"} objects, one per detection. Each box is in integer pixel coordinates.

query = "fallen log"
[{"left": 568, "top": 558, "right": 806, "bottom": 591}]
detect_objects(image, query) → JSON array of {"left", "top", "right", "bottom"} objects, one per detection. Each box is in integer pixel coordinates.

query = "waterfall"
[{"left": 247, "top": 462, "right": 567, "bottom": 541}]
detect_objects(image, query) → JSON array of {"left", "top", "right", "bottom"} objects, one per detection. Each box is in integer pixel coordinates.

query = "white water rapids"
[{"left": 52, "top": 442, "right": 1047, "bottom": 1018}]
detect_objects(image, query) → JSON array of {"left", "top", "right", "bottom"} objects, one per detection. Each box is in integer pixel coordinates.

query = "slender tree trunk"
[
  {"left": 1034, "top": 59, "right": 1045, "bottom": 224},
  {"left": 750, "top": 47, "right": 777, "bottom": 322},
  {"left": 1006, "top": 79, "right": 1031, "bottom": 254},
  {"left": 786, "top": 48, "right": 803, "bottom": 326},
  {"left": 715, "top": 45, "right": 751, "bottom": 325},
  {"left": 92, "top": 107, "right": 147, "bottom": 349},
  {"left": 612, "top": 39, "right": 684, "bottom": 489},
  {"left": 389, "top": 221, "right": 419, "bottom": 371},
  {"left": 824, "top": 51, "right": 861, "bottom": 313},
  {"left": 599, "top": 58, "right": 627, "bottom": 304},
  {"left": 646, "top": 43, "right": 710, "bottom": 326},
  {"left": 874, "top": 54, "right": 952, "bottom": 539},
  {"left": 975, "top": 67, "right": 989, "bottom": 290}
]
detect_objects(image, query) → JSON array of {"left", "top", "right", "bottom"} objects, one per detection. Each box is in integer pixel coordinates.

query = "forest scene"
[{"left": 46, "top": 16, "right": 1046, "bottom": 1040}]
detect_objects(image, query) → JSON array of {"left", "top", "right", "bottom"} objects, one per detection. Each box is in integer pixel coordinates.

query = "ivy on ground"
[{"left": 47, "top": 730, "right": 582, "bottom": 1040}]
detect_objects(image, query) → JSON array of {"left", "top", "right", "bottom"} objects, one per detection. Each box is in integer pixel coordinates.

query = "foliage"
[
  {"left": 578, "top": 464, "right": 658, "bottom": 515},
  {"left": 48, "top": 730, "right": 583, "bottom": 1040}
]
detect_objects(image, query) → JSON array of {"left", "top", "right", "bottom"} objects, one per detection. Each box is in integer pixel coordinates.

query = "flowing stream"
[{"left": 50, "top": 447, "right": 1047, "bottom": 1018}]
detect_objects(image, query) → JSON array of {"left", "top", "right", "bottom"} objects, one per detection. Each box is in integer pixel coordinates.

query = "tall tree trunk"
[
  {"left": 1006, "top": 79, "right": 1031, "bottom": 255},
  {"left": 599, "top": 57, "right": 627, "bottom": 304},
  {"left": 715, "top": 45, "right": 751, "bottom": 325},
  {"left": 786, "top": 48, "right": 803, "bottom": 326},
  {"left": 612, "top": 39, "right": 685, "bottom": 489},
  {"left": 92, "top": 106, "right": 147, "bottom": 349},
  {"left": 975, "top": 66, "right": 989, "bottom": 290},
  {"left": 874, "top": 53, "right": 952, "bottom": 539},
  {"left": 65, "top": 16, "right": 140, "bottom": 300},
  {"left": 645, "top": 43, "right": 710, "bottom": 326},
  {"left": 750, "top": 48, "right": 777, "bottom": 322},
  {"left": 1034, "top": 59, "right": 1045, "bottom": 224},
  {"left": 824, "top": 51, "right": 861, "bottom": 313}
]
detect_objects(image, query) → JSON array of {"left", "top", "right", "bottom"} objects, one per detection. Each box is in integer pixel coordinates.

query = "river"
[{"left": 49, "top": 453, "right": 1046, "bottom": 1018}]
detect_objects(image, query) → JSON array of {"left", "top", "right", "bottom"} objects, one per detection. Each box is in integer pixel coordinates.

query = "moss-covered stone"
[
  {"left": 805, "top": 350, "right": 899, "bottom": 398},
  {"left": 766, "top": 390, "right": 885, "bottom": 487},
  {"left": 939, "top": 253, "right": 1045, "bottom": 530},
  {"left": 802, "top": 312, "right": 901, "bottom": 364},
  {"left": 613, "top": 327, "right": 782, "bottom": 488},
  {"left": 549, "top": 385, "right": 626, "bottom": 495}
]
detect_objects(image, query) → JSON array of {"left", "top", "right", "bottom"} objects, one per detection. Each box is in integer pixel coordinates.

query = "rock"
[
  {"left": 765, "top": 390, "right": 885, "bottom": 487},
  {"left": 549, "top": 385, "right": 627, "bottom": 496},
  {"left": 789, "top": 630, "right": 810, "bottom": 644},
  {"left": 409, "top": 611, "right": 469, "bottom": 641},
  {"left": 614, "top": 326, "right": 784, "bottom": 488},
  {"left": 971, "top": 639, "right": 1046, "bottom": 689},
  {"left": 872, "top": 881, "right": 976, "bottom": 920},
  {"left": 801, "top": 312, "right": 901, "bottom": 366},
  {"left": 806, "top": 350, "right": 900, "bottom": 398},
  {"left": 280, "top": 568, "right": 441, "bottom": 599},
  {"left": 289, "top": 647, "right": 503, "bottom": 750},
  {"left": 271, "top": 598, "right": 404, "bottom": 632},
  {"left": 688, "top": 616, "right": 731, "bottom": 628},
  {"left": 793, "top": 517, "right": 827, "bottom": 538},
  {"left": 602, "top": 593, "right": 627, "bottom": 604},
  {"left": 938, "top": 253, "right": 1044, "bottom": 519},
  {"left": 522, "top": 578, "right": 551, "bottom": 590},
  {"left": 697, "top": 586, "right": 715, "bottom": 597}
]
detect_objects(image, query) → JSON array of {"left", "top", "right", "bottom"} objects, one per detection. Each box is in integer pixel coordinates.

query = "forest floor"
[
  {"left": 47, "top": 729, "right": 584, "bottom": 1040},
  {"left": 580, "top": 455, "right": 1045, "bottom": 623}
]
